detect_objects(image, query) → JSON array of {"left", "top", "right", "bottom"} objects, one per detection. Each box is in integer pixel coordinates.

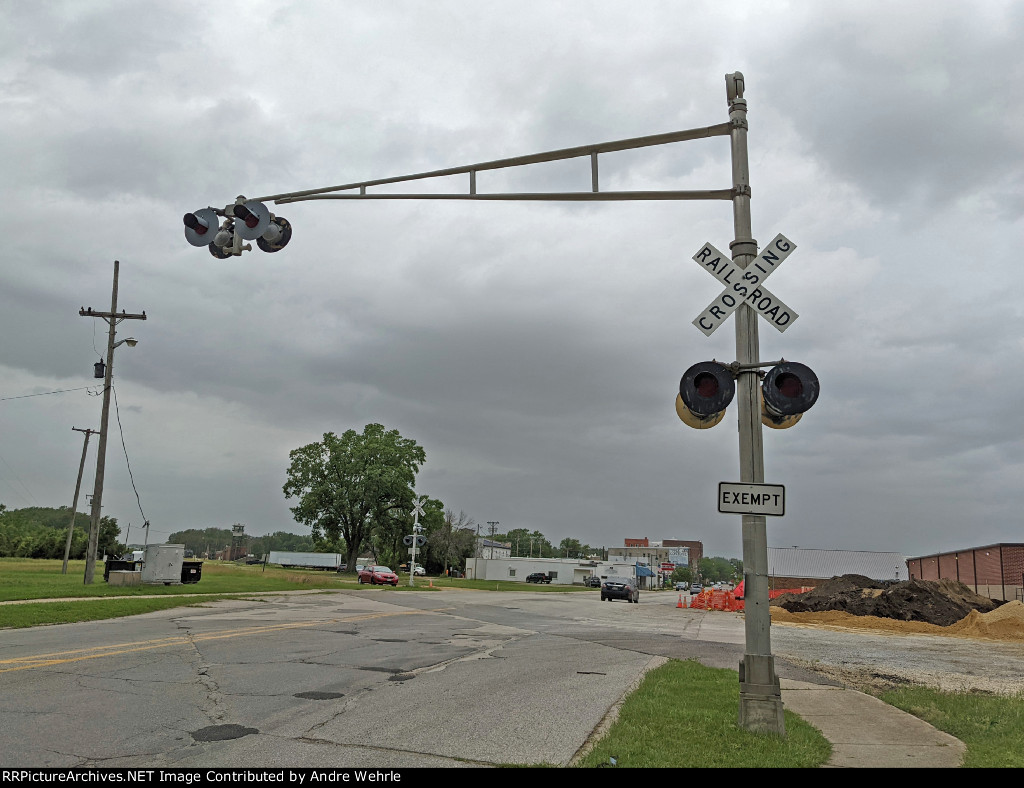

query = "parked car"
[
  {"left": 584, "top": 576, "right": 602, "bottom": 588},
  {"left": 357, "top": 565, "right": 399, "bottom": 586},
  {"left": 674, "top": 581, "right": 689, "bottom": 591},
  {"left": 601, "top": 576, "right": 639, "bottom": 603},
  {"left": 526, "top": 572, "right": 553, "bottom": 584},
  {"left": 689, "top": 583, "right": 704, "bottom": 595}
]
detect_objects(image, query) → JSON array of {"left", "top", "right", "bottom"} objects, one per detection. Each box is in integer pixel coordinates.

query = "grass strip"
[
  {"left": 574, "top": 659, "right": 831, "bottom": 768},
  {"left": 0, "top": 596, "right": 240, "bottom": 628},
  {"left": 878, "top": 686, "right": 1024, "bottom": 768},
  {"left": 0, "top": 558, "right": 590, "bottom": 602}
]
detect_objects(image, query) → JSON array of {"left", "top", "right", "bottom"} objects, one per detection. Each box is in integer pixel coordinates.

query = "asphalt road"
[{"left": 1, "top": 588, "right": 1019, "bottom": 768}]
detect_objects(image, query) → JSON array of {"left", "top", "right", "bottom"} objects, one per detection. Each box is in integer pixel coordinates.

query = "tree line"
[
  {"left": 2, "top": 423, "right": 741, "bottom": 582},
  {"left": 164, "top": 527, "right": 316, "bottom": 558},
  {"left": 0, "top": 504, "right": 123, "bottom": 559}
]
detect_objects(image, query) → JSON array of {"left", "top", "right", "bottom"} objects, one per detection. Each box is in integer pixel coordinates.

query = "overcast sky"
[{"left": 1, "top": 1, "right": 1021, "bottom": 562}]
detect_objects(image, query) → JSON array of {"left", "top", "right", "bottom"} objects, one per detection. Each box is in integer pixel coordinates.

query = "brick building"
[{"left": 907, "top": 543, "right": 1024, "bottom": 602}]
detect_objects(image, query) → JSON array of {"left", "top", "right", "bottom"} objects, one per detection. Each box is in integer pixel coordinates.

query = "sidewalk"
[{"left": 780, "top": 679, "right": 965, "bottom": 768}]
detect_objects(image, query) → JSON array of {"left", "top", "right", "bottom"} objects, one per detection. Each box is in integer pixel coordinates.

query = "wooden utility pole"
[
  {"left": 61, "top": 427, "right": 97, "bottom": 574},
  {"left": 78, "top": 261, "right": 147, "bottom": 584}
]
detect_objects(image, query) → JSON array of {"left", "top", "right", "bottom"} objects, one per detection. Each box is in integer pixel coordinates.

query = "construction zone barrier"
[
  {"left": 686, "top": 586, "right": 812, "bottom": 612},
  {"left": 688, "top": 589, "right": 742, "bottom": 611}
]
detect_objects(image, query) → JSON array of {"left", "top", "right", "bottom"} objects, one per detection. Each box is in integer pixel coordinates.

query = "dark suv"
[
  {"left": 526, "top": 572, "right": 552, "bottom": 584},
  {"left": 584, "top": 576, "right": 602, "bottom": 588},
  {"left": 601, "top": 576, "right": 639, "bottom": 603}
]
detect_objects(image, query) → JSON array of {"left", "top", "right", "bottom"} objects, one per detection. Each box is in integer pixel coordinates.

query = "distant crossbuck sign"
[{"left": 692, "top": 234, "right": 798, "bottom": 336}]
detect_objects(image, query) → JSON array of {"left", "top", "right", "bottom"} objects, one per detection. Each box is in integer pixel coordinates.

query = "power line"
[
  {"left": 112, "top": 382, "right": 147, "bottom": 524},
  {"left": 0, "top": 385, "right": 102, "bottom": 402}
]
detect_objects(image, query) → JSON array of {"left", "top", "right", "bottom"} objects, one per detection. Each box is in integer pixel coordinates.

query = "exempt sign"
[{"left": 718, "top": 482, "right": 785, "bottom": 516}]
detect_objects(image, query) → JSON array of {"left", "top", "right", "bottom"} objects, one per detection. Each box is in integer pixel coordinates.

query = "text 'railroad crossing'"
[{"left": 692, "top": 233, "right": 798, "bottom": 336}]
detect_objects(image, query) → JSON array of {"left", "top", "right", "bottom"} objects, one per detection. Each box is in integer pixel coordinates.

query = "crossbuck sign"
[{"left": 692, "top": 233, "right": 798, "bottom": 336}]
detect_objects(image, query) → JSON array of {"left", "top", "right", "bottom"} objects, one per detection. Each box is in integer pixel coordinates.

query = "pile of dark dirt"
[{"left": 772, "top": 574, "right": 1001, "bottom": 627}]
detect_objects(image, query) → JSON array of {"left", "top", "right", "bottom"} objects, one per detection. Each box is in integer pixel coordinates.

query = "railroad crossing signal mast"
[
  {"left": 403, "top": 498, "right": 427, "bottom": 586},
  {"left": 184, "top": 72, "right": 817, "bottom": 735}
]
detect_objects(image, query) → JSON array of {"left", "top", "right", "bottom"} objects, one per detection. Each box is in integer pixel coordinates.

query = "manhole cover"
[
  {"left": 294, "top": 691, "right": 345, "bottom": 700},
  {"left": 191, "top": 724, "right": 258, "bottom": 742}
]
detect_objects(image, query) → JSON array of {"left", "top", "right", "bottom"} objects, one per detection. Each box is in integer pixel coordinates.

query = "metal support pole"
[
  {"left": 727, "top": 72, "right": 786, "bottom": 735},
  {"left": 62, "top": 427, "right": 96, "bottom": 574}
]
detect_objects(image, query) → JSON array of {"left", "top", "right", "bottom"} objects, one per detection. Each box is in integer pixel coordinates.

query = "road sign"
[
  {"left": 692, "top": 234, "right": 799, "bottom": 336},
  {"left": 718, "top": 482, "right": 785, "bottom": 516}
]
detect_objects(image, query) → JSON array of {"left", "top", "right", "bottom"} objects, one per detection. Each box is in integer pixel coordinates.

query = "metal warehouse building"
[
  {"left": 766, "top": 547, "right": 908, "bottom": 590},
  {"left": 907, "top": 543, "right": 1024, "bottom": 603}
]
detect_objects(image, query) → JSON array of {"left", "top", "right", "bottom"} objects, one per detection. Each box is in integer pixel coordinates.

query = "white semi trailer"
[{"left": 267, "top": 551, "right": 344, "bottom": 570}]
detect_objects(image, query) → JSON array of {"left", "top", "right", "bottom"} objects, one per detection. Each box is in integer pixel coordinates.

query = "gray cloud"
[{"left": 1, "top": 1, "right": 1021, "bottom": 560}]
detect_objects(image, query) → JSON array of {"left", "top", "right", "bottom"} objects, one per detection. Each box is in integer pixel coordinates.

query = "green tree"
[
  {"left": 282, "top": 424, "right": 426, "bottom": 573},
  {"left": 531, "top": 531, "right": 554, "bottom": 558},
  {"left": 499, "top": 528, "right": 532, "bottom": 557},
  {"left": 671, "top": 566, "right": 694, "bottom": 584},
  {"left": 167, "top": 527, "right": 234, "bottom": 557},
  {"left": 0, "top": 506, "right": 118, "bottom": 559},
  {"left": 423, "top": 507, "right": 475, "bottom": 575},
  {"left": 249, "top": 531, "right": 316, "bottom": 558},
  {"left": 96, "top": 517, "right": 123, "bottom": 559},
  {"left": 558, "top": 537, "right": 585, "bottom": 559},
  {"left": 699, "top": 556, "right": 740, "bottom": 583}
]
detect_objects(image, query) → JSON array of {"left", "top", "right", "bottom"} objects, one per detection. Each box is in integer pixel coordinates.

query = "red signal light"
[
  {"left": 232, "top": 204, "right": 261, "bottom": 229},
  {"left": 677, "top": 361, "right": 735, "bottom": 429},
  {"left": 762, "top": 362, "right": 819, "bottom": 420}
]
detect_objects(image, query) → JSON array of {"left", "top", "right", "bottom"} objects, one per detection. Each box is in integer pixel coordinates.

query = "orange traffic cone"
[
  {"left": 677, "top": 594, "right": 683, "bottom": 609},
  {"left": 429, "top": 579, "right": 433, "bottom": 588}
]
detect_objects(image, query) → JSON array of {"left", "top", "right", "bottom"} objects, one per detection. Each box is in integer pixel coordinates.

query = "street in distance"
[{"left": 718, "top": 482, "right": 785, "bottom": 516}]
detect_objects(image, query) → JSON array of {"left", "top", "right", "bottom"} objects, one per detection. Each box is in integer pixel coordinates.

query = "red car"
[{"left": 357, "top": 565, "right": 399, "bottom": 586}]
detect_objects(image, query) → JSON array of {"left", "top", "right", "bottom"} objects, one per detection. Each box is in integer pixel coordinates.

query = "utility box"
[{"left": 141, "top": 544, "right": 185, "bottom": 585}]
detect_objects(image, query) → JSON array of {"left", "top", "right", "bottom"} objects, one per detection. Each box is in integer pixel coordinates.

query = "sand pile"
[{"left": 947, "top": 599, "right": 1024, "bottom": 640}]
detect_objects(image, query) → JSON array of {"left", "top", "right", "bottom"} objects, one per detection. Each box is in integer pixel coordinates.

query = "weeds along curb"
[{"left": 568, "top": 654, "right": 668, "bottom": 766}]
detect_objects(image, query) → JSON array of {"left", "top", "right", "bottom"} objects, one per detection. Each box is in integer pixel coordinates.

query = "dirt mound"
[
  {"left": 771, "top": 598, "right": 1024, "bottom": 643},
  {"left": 772, "top": 575, "right": 1000, "bottom": 627}
]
